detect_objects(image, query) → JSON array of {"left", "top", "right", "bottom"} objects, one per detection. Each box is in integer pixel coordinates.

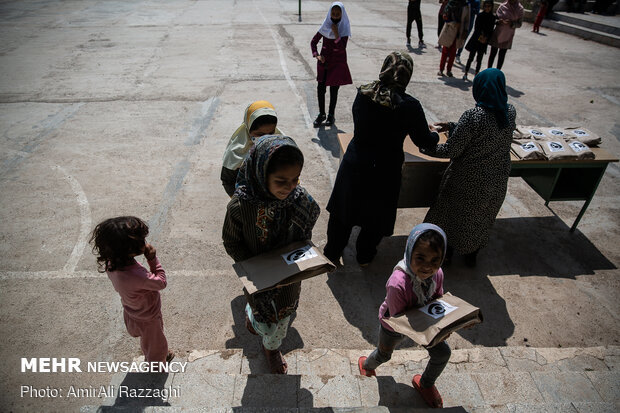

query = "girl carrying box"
[
  {"left": 359, "top": 223, "right": 450, "bottom": 408},
  {"left": 222, "top": 135, "right": 320, "bottom": 374}
]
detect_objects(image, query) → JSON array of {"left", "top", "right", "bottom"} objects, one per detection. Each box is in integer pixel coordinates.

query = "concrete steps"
[
  {"left": 541, "top": 11, "right": 620, "bottom": 47},
  {"left": 80, "top": 346, "right": 620, "bottom": 412}
]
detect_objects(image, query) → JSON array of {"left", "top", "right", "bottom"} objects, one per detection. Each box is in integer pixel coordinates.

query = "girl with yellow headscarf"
[{"left": 221, "top": 101, "right": 285, "bottom": 197}]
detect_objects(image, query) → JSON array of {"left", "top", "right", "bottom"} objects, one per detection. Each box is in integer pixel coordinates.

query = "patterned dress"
[{"left": 424, "top": 105, "right": 516, "bottom": 255}]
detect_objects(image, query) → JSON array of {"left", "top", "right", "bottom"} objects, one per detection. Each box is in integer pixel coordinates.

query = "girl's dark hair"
[
  {"left": 417, "top": 230, "right": 445, "bottom": 258},
  {"left": 250, "top": 115, "right": 277, "bottom": 132},
  {"left": 266, "top": 145, "right": 304, "bottom": 176},
  {"left": 483, "top": 0, "right": 494, "bottom": 6},
  {"left": 89, "top": 216, "right": 149, "bottom": 272}
]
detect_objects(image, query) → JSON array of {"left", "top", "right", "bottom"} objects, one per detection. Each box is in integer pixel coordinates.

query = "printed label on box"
[
  {"left": 548, "top": 129, "right": 565, "bottom": 136},
  {"left": 569, "top": 141, "right": 588, "bottom": 152},
  {"left": 520, "top": 142, "right": 537, "bottom": 152},
  {"left": 529, "top": 129, "right": 545, "bottom": 137},
  {"left": 419, "top": 299, "right": 458, "bottom": 319},
  {"left": 282, "top": 245, "right": 318, "bottom": 265},
  {"left": 546, "top": 141, "right": 565, "bottom": 152},
  {"left": 573, "top": 129, "right": 589, "bottom": 136}
]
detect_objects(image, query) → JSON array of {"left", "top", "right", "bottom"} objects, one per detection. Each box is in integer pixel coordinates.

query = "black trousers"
[
  {"left": 465, "top": 48, "right": 485, "bottom": 75},
  {"left": 488, "top": 47, "right": 507, "bottom": 70},
  {"left": 317, "top": 82, "right": 339, "bottom": 116},
  {"left": 324, "top": 214, "right": 384, "bottom": 264},
  {"left": 407, "top": 2, "right": 424, "bottom": 41}
]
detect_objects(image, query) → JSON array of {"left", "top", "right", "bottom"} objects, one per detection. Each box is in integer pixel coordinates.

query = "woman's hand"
[
  {"left": 433, "top": 122, "right": 450, "bottom": 133},
  {"left": 144, "top": 243, "right": 157, "bottom": 261},
  {"left": 316, "top": 55, "right": 325, "bottom": 63}
]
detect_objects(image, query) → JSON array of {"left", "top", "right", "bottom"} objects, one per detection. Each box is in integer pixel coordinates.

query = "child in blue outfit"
[{"left": 359, "top": 223, "right": 451, "bottom": 408}]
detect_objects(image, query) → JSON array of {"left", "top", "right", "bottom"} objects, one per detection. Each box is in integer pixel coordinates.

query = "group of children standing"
[
  {"left": 435, "top": 0, "right": 524, "bottom": 78},
  {"left": 89, "top": 2, "right": 459, "bottom": 408}
]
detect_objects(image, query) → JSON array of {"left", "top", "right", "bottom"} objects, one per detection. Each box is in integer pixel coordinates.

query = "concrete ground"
[{"left": 0, "top": 0, "right": 618, "bottom": 411}]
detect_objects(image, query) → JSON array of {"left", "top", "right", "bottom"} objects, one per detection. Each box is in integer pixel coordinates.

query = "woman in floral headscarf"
[{"left": 324, "top": 51, "right": 439, "bottom": 266}]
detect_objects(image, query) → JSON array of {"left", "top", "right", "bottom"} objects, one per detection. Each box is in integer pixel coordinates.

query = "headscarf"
[
  {"left": 496, "top": 0, "right": 524, "bottom": 21},
  {"left": 393, "top": 223, "right": 448, "bottom": 306},
  {"left": 473, "top": 68, "right": 509, "bottom": 128},
  {"left": 222, "top": 101, "right": 284, "bottom": 170},
  {"left": 359, "top": 51, "right": 414, "bottom": 109},
  {"left": 234, "top": 135, "right": 319, "bottom": 242},
  {"left": 318, "top": 2, "right": 352, "bottom": 39}
]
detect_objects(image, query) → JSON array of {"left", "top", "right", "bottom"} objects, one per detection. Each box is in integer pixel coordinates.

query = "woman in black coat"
[{"left": 324, "top": 51, "right": 439, "bottom": 266}]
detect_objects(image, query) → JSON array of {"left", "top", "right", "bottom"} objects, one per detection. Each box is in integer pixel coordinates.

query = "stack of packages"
[{"left": 512, "top": 126, "right": 600, "bottom": 161}]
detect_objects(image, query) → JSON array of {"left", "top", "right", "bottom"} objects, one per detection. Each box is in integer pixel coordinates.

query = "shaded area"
[
  {"left": 233, "top": 374, "right": 313, "bottom": 410},
  {"left": 483, "top": 216, "right": 616, "bottom": 278},
  {"left": 225, "top": 294, "right": 304, "bottom": 373},
  {"left": 312, "top": 125, "right": 345, "bottom": 159},
  {"left": 376, "top": 375, "right": 469, "bottom": 411},
  {"left": 108, "top": 372, "right": 171, "bottom": 409}
]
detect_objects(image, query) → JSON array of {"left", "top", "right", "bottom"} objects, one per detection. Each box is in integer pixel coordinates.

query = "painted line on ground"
[
  {"left": 53, "top": 165, "right": 92, "bottom": 273},
  {"left": 0, "top": 270, "right": 235, "bottom": 281},
  {"left": 254, "top": 0, "right": 336, "bottom": 188}
]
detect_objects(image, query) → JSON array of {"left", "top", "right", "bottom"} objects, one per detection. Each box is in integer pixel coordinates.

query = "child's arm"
[
  {"left": 385, "top": 281, "right": 410, "bottom": 318},
  {"left": 431, "top": 268, "right": 445, "bottom": 300},
  {"left": 310, "top": 32, "right": 322, "bottom": 58},
  {"left": 222, "top": 197, "right": 253, "bottom": 262},
  {"left": 141, "top": 243, "right": 167, "bottom": 290}
]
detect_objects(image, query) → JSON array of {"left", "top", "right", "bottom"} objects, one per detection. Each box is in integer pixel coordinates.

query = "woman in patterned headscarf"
[{"left": 324, "top": 51, "right": 439, "bottom": 266}]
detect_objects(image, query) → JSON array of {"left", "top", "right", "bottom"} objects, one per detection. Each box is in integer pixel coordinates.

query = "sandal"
[
  {"left": 166, "top": 350, "right": 175, "bottom": 363},
  {"left": 263, "top": 345, "right": 288, "bottom": 374},
  {"left": 412, "top": 374, "right": 443, "bottom": 408},
  {"left": 358, "top": 356, "right": 376, "bottom": 377},
  {"left": 245, "top": 314, "right": 258, "bottom": 335}
]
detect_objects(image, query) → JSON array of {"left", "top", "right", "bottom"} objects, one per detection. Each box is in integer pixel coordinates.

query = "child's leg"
[
  {"left": 488, "top": 46, "right": 498, "bottom": 68},
  {"left": 363, "top": 325, "right": 405, "bottom": 370},
  {"left": 136, "top": 316, "right": 169, "bottom": 363},
  {"left": 464, "top": 50, "right": 475, "bottom": 74},
  {"left": 245, "top": 303, "right": 290, "bottom": 351},
  {"left": 420, "top": 341, "right": 451, "bottom": 388},
  {"left": 317, "top": 81, "right": 327, "bottom": 115},
  {"left": 496, "top": 49, "right": 507, "bottom": 70},
  {"left": 328, "top": 86, "right": 339, "bottom": 117},
  {"left": 475, "top": 50, "right": 485, "bottom": 74}
]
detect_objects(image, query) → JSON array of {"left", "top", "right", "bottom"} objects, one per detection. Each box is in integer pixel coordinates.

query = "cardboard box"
[
  {"left": 384, "top": 292, "right": 483, "bottom": 348},
  {"left": 233, "top": 240, "right": 335, "bottom": 294}
]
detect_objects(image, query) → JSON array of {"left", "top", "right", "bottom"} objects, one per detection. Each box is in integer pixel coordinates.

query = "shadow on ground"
[
  {"left": 106, "top": 372, "right": 171, "bottom": 409},
  {"left": 312, "top": 125, "right": 345, "bottom": 159},
  {"left": 325, "top": 215, "right": 615, "bottom": 347}
]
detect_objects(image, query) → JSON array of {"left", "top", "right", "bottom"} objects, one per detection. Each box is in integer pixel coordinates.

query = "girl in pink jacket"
[
  {"left": 358, "top": 223, "right": 450, "bottom": 408},
  {"left": 90, "top": 216, "right": 173, "bottom": 363}
]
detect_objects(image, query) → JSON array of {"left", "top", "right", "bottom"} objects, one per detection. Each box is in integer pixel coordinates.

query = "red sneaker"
[
  {"left": 412, "top": 374, "right": 443, "bottom": 408},
  {"left": 358, "top": 356, "right": 376, "bottom": 377}
]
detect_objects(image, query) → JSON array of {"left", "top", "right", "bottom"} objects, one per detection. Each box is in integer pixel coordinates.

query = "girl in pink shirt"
[
  {"left": 358, "top": 223, "right": 450, "bottom": 408},
  {"left": 90, "top": 216, "right": 173, "bottom": 363}
]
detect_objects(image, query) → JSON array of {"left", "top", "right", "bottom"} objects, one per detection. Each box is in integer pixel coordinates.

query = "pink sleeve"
[
  {"left": 141, "top": 257, "right": 167, "bottom": 290},
  {"left": 385, "top": 272, "right": 409, "bottom": 317},
  {"left": 311, "top": 32, "right": 322, "bottom": 56},
  {"left": 433, "top": 268, "right": 444, "bottom": 298}
]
